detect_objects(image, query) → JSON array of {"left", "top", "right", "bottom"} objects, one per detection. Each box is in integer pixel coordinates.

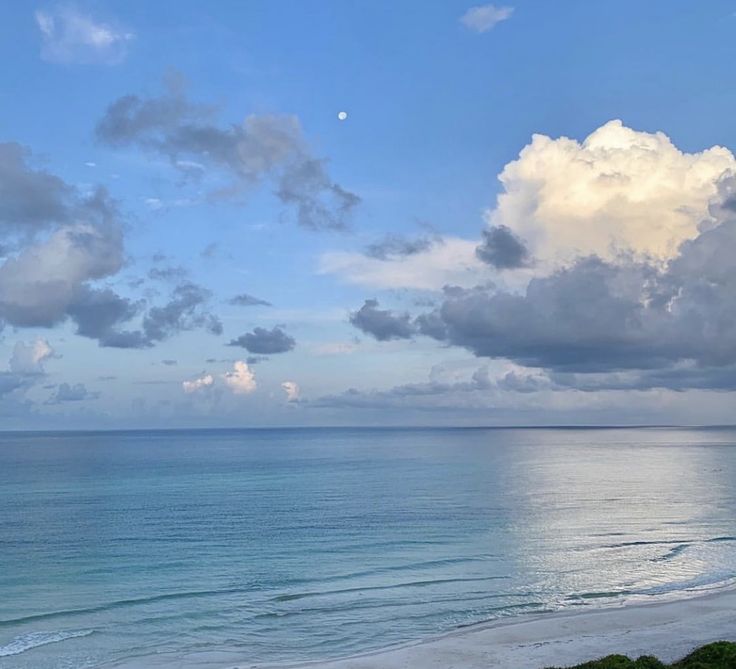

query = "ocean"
[{"left": 1, "top": 427, "right": 735, "bottom": 668}]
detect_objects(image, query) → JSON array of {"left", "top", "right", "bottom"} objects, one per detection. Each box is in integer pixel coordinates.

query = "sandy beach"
[{"left": 307, "top": 588, "right": 736, "bottom": 669}]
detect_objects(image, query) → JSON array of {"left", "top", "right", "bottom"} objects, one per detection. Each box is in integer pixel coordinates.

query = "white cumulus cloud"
[
  {"left": 182, "top": 373, "right": 214, "bottom": 393},
  {"left": 9, "top": 338, "right": 55, "bottom": 375},
  {"left": 489, "top": 120, "right": 736, "bottom": 266},
  {"left": 222, "top": 361, "right": 257, "bottom": 395},
  {"left": 281, "top": 381, "right": 300, "bottom": 402}
]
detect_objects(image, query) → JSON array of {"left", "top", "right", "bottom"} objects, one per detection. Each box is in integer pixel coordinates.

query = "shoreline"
[{"left": 278, "top": 585, "right": 736, "bottom": 669}]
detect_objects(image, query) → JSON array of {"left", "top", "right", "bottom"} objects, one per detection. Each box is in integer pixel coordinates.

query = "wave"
[
  {"left": 270, "top": 575, "right": 509, "bottom": 603},
  {"left": 0, "top": 629, "right": 94, "bottom": 657},
  {"left": 650, "top": 543, "right": 690, "bottom": 562},
  {"left": 255, "top": 590, "right": 539, "bottom": 621},
  {"left": 603, "top": 535, "right": 736, "bottom": 550},
  {"left": 0, "top": 586, "right": 259, "bottom": 628},
  {"left": 635, "top": 572, "right": 736, "bottom": 596},
  {"left": 565, "top": 590, "right": 632, "bottom": 601}
]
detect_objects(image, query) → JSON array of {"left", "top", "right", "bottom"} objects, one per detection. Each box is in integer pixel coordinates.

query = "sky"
[{"left": 2, "top": 0, "right": 736, "bottom": 429}]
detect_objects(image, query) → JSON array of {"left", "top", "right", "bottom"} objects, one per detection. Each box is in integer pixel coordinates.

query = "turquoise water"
[{"left": 1, "top": 427, "right": 736, "bottom": 668}]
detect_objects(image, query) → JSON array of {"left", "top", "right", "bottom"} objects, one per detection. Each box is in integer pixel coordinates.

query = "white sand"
[{"left": 307, "top": 588, "right": 736, "bottom": 669}]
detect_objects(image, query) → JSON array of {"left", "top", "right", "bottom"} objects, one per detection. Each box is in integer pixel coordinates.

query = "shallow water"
[{"left": 1, "top": 427, "right": 735, "bottom": 668}]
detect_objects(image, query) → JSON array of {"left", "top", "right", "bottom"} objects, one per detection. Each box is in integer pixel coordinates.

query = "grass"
[{"left": 546, "top": 641, "right": 736, "bottom": 668}]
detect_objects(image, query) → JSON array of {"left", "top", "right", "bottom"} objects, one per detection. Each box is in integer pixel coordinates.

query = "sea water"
[{"left": 1, "top": 427, "right": 735, "bottom": 668}]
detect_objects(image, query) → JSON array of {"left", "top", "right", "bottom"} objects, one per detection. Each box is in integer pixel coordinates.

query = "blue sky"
[{"left": 2, "top": 1, "right": 736, "bottom": 428}]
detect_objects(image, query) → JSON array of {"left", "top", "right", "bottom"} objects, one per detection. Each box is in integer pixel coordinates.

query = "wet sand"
[{"left": 307, "top": 588, "right": 736, "bottom": 669}]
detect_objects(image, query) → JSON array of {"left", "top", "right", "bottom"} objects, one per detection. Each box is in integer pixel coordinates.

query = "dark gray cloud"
[
  {"left": 140, "top": 282, "right": 223, "bottom": 345},
  {"left": 0, "top": 373, "right": 25, "bottom": 397},
  {"left": 228, "top": 326, "right": 295, "bottom": 354},
  {"left": 66, "top": 281, "right": 222, "bottom": 349},
  {"left": 228, "top": 293, "right": 272, "bottom": 307},
  {"left": 427, "top": 263, "right": 680, "bottom": 372},
  {"left": 246, "top": 355, "right": 268, "bottom": 365},
  {"left": 345, "top": 196, "right": 736, "bottom": 391},
  {"left": 148, "top": 265, "right": 188, "bottom": 282},
  {"left": 349, "top": 299, "right": 415, "bottom": 341},
  {"left": 546, "top": 366, "right": 736, "bottom": 392},
  {"left": 96, "top": 81, "right": 360, "bottom": 230},
  {"left": 0, "top": 142, "right": 73, "bottom": 231},
  {"left": 421, "top": 212, "right": 736, "bottom": 387},
  {"left": 46, "top": 382, "right": 98, "bottom": 404},
  {"left": 96, "top": 87, "right": 210, "bottom": 147},
  {"left": 475, "top": 225, "right": 531, "bottom": 269},
  {"left": 424, "top": 256, "right": 658, "bottom": 371},
  {"left": 364, "top": 234, "right": 438, "bottom": 260},
  {"left": 275, "top": 159, "right": 361, "bottom": 230},
  {"left": 0, "top": 186, "right": 125, "bottom": 329},
  {"left": 67, "top": 287, "right": 142, "bottom": 346}
]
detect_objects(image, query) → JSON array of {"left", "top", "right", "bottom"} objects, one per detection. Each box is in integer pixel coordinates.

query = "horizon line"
[{"left": 2, "top": 423, "right": 736, "bottom": 435}]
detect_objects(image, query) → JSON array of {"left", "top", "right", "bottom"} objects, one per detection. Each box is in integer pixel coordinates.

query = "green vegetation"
[{"left": 547, "top": 641, "right": 736, "bottom": 669}]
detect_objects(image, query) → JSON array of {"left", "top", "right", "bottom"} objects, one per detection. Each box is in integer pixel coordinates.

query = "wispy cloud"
[
  {"left": 35, "top": 6, "right": 134, "bottom": 65},
  {"left": 459, "top": 4, "right": 514, "bottom": 33},
  {"left": 96, "top": 80, "right": 360, "bottom": 230}
]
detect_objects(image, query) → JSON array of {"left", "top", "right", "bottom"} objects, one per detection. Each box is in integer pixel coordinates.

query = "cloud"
[
  {"left": 0, "top": 340, "right": 57, "bottom": 402},
  {"left": 417, "top": 196, "right": 736, "bottom": 386},
  {"left": 281, "top": 381, "right": 300, "bottom": 402},
  {"left": 96, "top": 80, "right": 360, "bottom": 229},
  {"left": 46, "top": 382, "right": 97, "bottom": 404},
  {"left": 460, "top": 4, "right": 514, "bottom": 33},
  {"left": 0, "top": 373, "right": 25, "bottom": 397},
  {"left": 228, "top": 326, "right": 295, "bottom": 354},
  {"left": 0, "top": 190, "right": 125, "bottom": 329},
  {"left": 320, "top": 236, "right": 486, "bottom": 290},
  {"left": 335, "top": 121, "right": 736, "bottom": 394},
  {"left": 182, "top": 373, "right": 214, "bottom": 393},
  {"left": 275, "top": 158, "right": 361, "bottom": 230},
  {"left": 228, "top": 293, "right": 272, "bottom": 307},
  {"left": 364, "top": 233, "right": 438, "bottom": 260},
  {"left": 9, "top": 339, "right": 55, "bottom": 375},
  {"left": 0, "top": 146, "right": 132, "bottom": 342},
  {"left": 420, "top": 256, "right": 669, "bottom": 372},
  {"left": 140, "top": 282, "right": 222, "bottom": 343},
  {"left": 35, "top": 7, "right": 134, "bottom": 65},
  {"left": 64, "top": 280, "right": 222, "bottom": 349},
  {"left": 313, "top": 366, "right": 493, "bottom": 410},
  {"left": 148, "top": 265, "right": 188, "bottom": 282},
  {"left": 201, "top": 242, "right": 218, "bottom": 259},
  {"left": 67, "top": 286, "right": 142, "bottom": 347},
  {"left": 488, "top": 120, "right": 735, "bottom": 266},
  {"left": 222, "top": 361, "right": 256, "bottom": 394},
  {"left": 349, "top": 299, "right": 415, "bottom": 341},
  {"left": 310, "top": 341, "right": 358, "bottom": 356},
  {"left": 342, "top": 170, "right": 736, "bottom": 392},
  {"left": 0, "top": 142, "right": 73, "bottom": 231},
  {"left": 475, "top": 225, "right": 530, "bottom": 269}
]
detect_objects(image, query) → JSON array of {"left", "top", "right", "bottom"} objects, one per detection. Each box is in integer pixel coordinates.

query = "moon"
[{"left": 337, "top": 111, "right": 348, "bottom": 121}]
